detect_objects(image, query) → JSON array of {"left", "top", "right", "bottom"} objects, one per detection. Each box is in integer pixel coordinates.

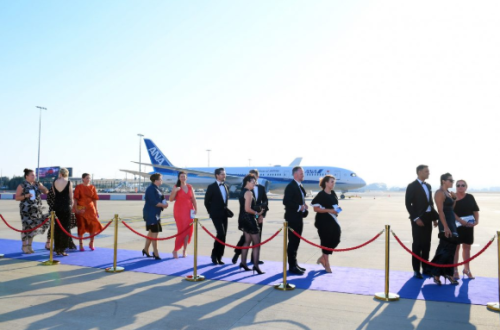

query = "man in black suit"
[
  {"left": 232, "top": 169, "right": 269, "bottom": 265},
  {"left": 283, "top": 166, "right": 309, "bottom": 275},
  {"left": 204, "top": 168, "right": 232, "bottom": 265},
  {"left": 405, "top": 164, "right": 439, "bottom": 279}
]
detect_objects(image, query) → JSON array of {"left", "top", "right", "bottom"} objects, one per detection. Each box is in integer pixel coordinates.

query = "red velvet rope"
[
  {"left": 200, "top": 224, "right": 282, "bottom": 249},
  {"left": 121, "top": 220, "right": 194, "bottom": 241},
  {"left": 289, "top": 227, "right": 385, "bottom": 252},
  {"left": 55, "top": 217, "right": 113, "bottom": 240},
  {"left": 392, "top": 231, "right": 495, "bottom": 268},
  {"left": 0, "top": 214, "right": 50, "bottom": 233}
]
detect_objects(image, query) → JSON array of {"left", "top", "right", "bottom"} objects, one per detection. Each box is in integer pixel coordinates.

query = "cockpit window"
[{"left": 350, "top": 173, "right": 357, "bottom": 177}]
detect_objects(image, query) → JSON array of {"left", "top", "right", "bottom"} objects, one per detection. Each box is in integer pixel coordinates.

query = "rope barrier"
[
  {"left": 121, "top": 220, "right": 194, "bottom": 241},
  {"left": 199, "top": 223, "right": 283, "bottom": 249},
  {"left": 392, "top": 230, "right": 496, "bottom": 268},
  {"left": 0, "top": 214, "right": 50, "bottom": 233},
  {"left": 289, "top": 227, "right": 385, "bottom": 252},
  {"left": 54, "top": 217, "right": 113, "bottom": 240}
]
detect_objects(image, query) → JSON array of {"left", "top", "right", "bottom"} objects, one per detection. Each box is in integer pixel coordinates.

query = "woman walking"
[
  {"left": 143, "top": 173, "right": 169, "bottom": 260},
  {"left": 169, "top": 171, "right": 197, "bottom": 258},
  {"left": 311, "top": 175, "right": 341, "bottom": 273},
  {"left": 52, "top": 168, "right": 73, "bottom": 256},
  {"left": 74, "top": 173, "right": 102, "bottom": 251}
]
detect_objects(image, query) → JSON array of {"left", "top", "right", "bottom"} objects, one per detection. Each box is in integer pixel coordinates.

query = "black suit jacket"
[
  {"left": 283, "top": 180, "right": 308, "bottom": 221},
  {"left": 204, "top": 182, "right": 229, "bottom": 219},
  {"left": 253, "top": 184, "right": 269, "bottom": 218},
  {"left": 405, "top": 180, "right": 439, "bottom": 221}
]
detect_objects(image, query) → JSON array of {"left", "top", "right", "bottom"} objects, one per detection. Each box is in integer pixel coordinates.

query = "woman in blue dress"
[
  {"left": 143, "top": 173, "right": 169, "bottom": 260},
  {"left": 430, "top": 173, "right": 459, "bottom": 285}
]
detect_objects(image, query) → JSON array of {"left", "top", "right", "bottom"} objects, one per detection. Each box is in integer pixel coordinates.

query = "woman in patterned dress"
[{"left": 14, "top": 168, "right": 50, "bottom": 254}]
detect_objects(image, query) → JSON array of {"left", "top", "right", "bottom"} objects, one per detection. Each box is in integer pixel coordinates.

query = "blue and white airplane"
[{"left": 121, "top": 139, "right": 366, "bottom": 199}]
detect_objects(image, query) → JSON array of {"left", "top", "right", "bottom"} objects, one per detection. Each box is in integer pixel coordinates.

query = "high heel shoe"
[
  {"left": 79, "top": 244, "right": 85, "bottom": 252},
  {"left": 172, "top": 250, "right": 178, "bottom": 259},
  {"left": 239, "top": 263, "right": 251, "bottom": 271},
  {"left": 22, "top": 244, "right": 32, "bottom": 254},
  {"left": 252, "top": 266, "right": 265, "bottom": 275},
  {"left": 142, "top": 249, "right": 151, "bottom": 257},
  {"left": 444, "top": 275, "right": 459, "bottom": 285},
  {"left": 453, "top": 270, "right": 460, "bottom": 280},
  {"left": 28, "top": 244, "right": 35, "bottom": 253},
  {"left": 433, "top": 276, "right": 442, "bottom": 285},
  {"left": 317, "top": 256, "right": 326, "bottom": 267},
  {"left": 45, "top": 241, "right": 51, "bottom": 250},
  {"left": 463, "top": 269, "right": 475, "bottom": 279},
  {"left": 89, "top": 242, "right": 95, "bottom": 251},
  {"left": 153, "top": 252, "right": 161, "bottom": 260}
]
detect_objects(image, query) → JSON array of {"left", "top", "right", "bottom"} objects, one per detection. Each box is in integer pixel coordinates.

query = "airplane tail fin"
[
  {"left": 144, "top": 139, "right": 175, "bottom": 172},
  {"left": 289, "top": 157, "right": 303, "bottom": 167}
]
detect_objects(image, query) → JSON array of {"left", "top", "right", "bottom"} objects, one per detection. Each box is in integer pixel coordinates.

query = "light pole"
[
  {"left": 36, "top": 106, "right": 47, "bottom": 179},
  {"left": 206, "top": 149, "right": 211, "bottom": 167},
  {"left": 138, "top": 134, "right": 144, "bottom": 191}
]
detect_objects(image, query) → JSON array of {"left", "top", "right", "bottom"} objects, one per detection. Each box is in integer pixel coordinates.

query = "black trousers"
[
  {"left": 287, "top": 219, "right": 303, "bottom": 268},
  {"left": 211, "top": 216, "right": 228, "bottom": 259},
  {"left": 411, "top": 212, "right": 434, "bottom": 272},
  {"left": 234, "top": 222, "right": 263, "bottom": 260}
]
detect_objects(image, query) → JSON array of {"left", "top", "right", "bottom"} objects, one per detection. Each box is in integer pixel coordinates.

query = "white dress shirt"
[
  {"left": 216, "top": 180, "right": 227, "bottom": 203},
  {"left": 414, "top": 178, "right": 432, "bottom": 221}
]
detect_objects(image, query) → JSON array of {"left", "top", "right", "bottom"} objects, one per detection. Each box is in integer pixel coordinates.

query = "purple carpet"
[{"left": 1, "top": 238, "right": 497, "bottom": 306}]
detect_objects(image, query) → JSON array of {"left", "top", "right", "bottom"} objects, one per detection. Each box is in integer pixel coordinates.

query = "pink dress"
[{"left": 173, "top": 184, "right": 195, "bottom": 251}]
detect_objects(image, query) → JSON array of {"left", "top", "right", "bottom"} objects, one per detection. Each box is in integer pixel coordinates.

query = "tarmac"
[{"left": 1, "top": 191, "right": 500, "bottom": 329}]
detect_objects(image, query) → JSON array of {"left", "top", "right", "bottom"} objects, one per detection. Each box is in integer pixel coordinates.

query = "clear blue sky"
[{"left": 1, "top": 1, "right": 499, "bottom": 188}]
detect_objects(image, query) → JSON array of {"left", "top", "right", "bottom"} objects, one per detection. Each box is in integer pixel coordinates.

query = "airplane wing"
[
  {"left": 119, "top": 169, "right": 151, "bottom": 178},
  {"left": 130, "top": 162, "right": 243, "bottom": 185},
  {"left": 289, "top": 157, "right": 303, "bottom": 166}
]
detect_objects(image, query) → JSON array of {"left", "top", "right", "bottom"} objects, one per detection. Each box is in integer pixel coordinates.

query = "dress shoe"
[
  {"left": 413, "top": 271, "right": 423, "bottom": 279},
  {"left": 232, "top": 254, "right": 239, "bottom": 264},
  {"left": 211, "top": 255, "right": 218, "bottom": 265},
  {"left": 296, "top": 265, "right": 306, "bottom": 272},
  {"left": 289, "top": 266, "right": 305, "bottom": 275},
  {"left": 217, "top": 259, "right": 225, "bottom": 265}
]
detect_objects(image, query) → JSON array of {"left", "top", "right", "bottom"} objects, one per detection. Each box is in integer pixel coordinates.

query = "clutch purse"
[{"left": 226, "top": 208, "right": 234, "bottom": 218}]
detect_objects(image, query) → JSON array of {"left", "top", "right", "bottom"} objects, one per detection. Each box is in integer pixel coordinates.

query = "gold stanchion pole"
[
  {"left": 41, "top": 211, "right": 60, "bottom": 266},
  {"left": 105, "top": 214, "right": 124, "bottom": 273},
  {"left": 374, "top": 225, "right": 399, "bottom": 301},
  {"left": 274, "top": 221, "right": 295, "bottom": 291},
  {"left": 487, "top": 231, "right": 500, "bottom": 311},
  {"left": 186, "top": 218, "right": 205, "bottom": 282}
]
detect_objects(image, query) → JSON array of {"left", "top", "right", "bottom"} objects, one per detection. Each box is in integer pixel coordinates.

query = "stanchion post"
[
  {"left": 487, "top": 231, "right": 500, "bottom": 311},
  {"left": 274, "top": 221, "right": 295, "bottom": 291},
  {"left": 105, "top": 214, "right": 124, "bottom": 273},
  {"left": 374, "top": 225, "right": 399, "bottom": 301},
  {"left": 186, "top": 218, "right": 205, "bottom": 282},
  {"left": 41, "top": 211, "right": 60, "bottom": 266}
]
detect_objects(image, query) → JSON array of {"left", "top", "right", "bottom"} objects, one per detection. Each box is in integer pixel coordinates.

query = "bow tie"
[
  {"left": 219, "top": 183, "right": 224, "bottom": 186},
  {"left": 421, "top": 182, "right": 426, "bottom": 185}
]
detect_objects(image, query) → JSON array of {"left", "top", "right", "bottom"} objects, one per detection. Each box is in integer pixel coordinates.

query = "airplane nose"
[{"left": 358, "top": 177, "right": 366, "bottom": 188}]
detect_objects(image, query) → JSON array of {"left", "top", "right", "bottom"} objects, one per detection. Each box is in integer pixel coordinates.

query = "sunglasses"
[
  {"left": 457, "top": 184, "right": 466, "bottom": 188},
  {"left": 446, "top": 179, "right": 454, "bottom": 183}
]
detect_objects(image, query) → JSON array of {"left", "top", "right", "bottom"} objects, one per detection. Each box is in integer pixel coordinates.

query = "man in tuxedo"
[
  {"left": 405, "top": 165, "right": 439, "bottom": 279},
  {"left": 204, "top": 168, "right": 231, "bottom": 265},
  {"left": 283, "top": 166, "right": 309, "bottom": 275},
  {"left": 232, "top": 169, "right": 269, "bottom": 265}
]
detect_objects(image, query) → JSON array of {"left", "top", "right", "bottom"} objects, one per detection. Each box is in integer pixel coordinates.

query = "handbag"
[{"left": 225, "top": 208, "right": 234, "bottom": 218}]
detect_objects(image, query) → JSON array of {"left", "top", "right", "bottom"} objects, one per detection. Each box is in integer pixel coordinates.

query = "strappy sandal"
[
  {"left": 28, "top": 244, "right": 35, "bottom": 253},
  {"left": 22, "top": 244, "right": 32, "bottom": 254},
  {"left": 45, "top": 241, "right": 51, "bottom": 250}
]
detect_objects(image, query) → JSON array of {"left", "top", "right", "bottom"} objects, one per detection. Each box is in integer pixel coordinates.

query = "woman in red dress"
[
  {"left": 169, "top": 171, "right": 197, "bottom": 258},
  {"left": 74, "top": 173, "right": 102, "bottom": 251}
]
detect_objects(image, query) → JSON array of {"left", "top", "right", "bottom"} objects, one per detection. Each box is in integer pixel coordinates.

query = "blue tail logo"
[{"left": 144, "top": 139, "right": 174, "bottom": 167}]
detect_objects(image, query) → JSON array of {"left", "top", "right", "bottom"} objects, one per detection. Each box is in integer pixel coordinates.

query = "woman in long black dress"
[
  {"left": 45, "top": 180, "right": 77, "bottom": 250},
  {"left": 52, "top": 168, "right": 73, "bottom": 256},
  {"left": 453, "top": 179, "right": 480, "bottom": 279},
  {"left": 430, "top": 173, "right": 459, "bottom": 285},
  {"left": 311, "top": 175, "right": 341, "bottom": 273},
  {"left": 238, "top": 174, "right": 265, "bottom": 275}
]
